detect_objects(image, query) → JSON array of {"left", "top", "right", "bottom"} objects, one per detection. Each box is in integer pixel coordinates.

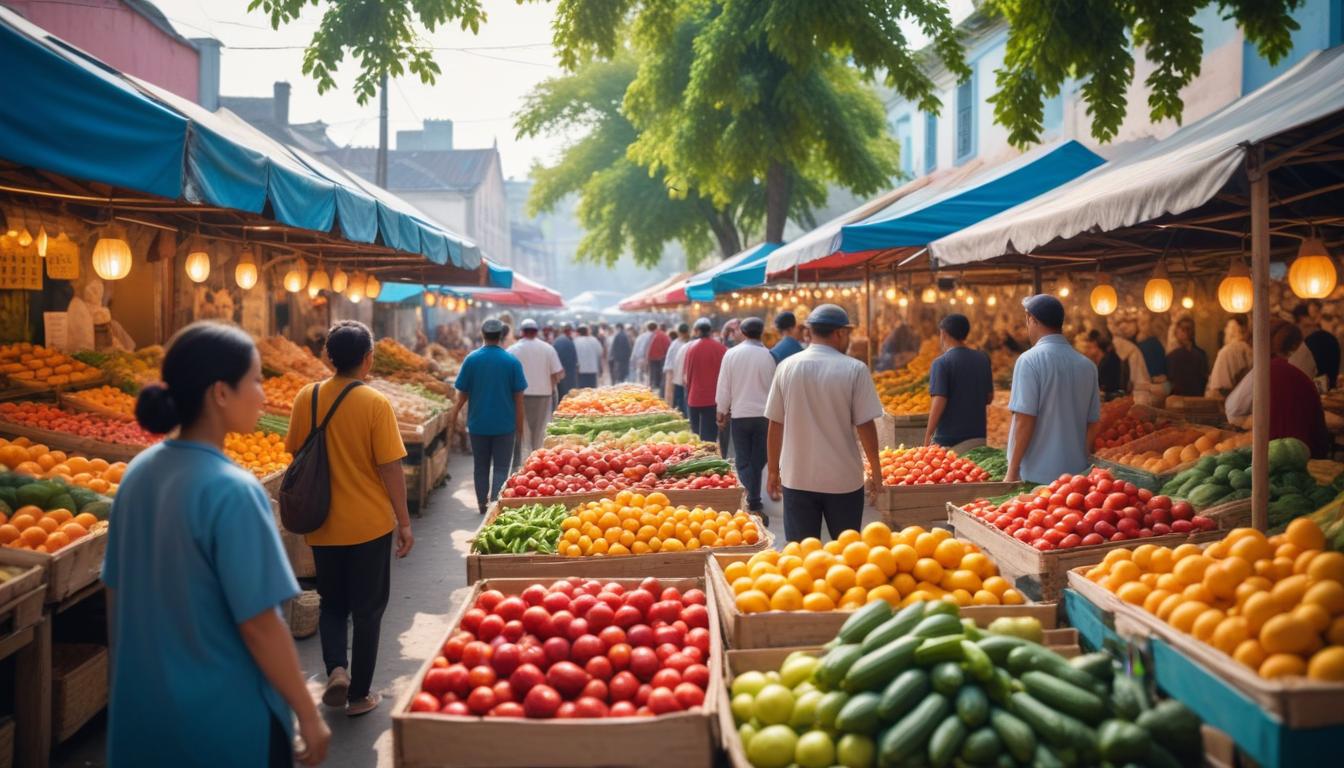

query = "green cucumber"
[
  {"left": 1006, "top": 645, "right": 1105, "bottom": 695},
  {"left": 816, "top": 690, "right": 849, "bottom": 730},
  {"left": 1008, "top": 692, "right": 1069, "bottom": 748},
  {"left": 1068, "top": 652, "right": 1114, "bottom": 684},
  {"left": 955, "top": 686, "right": 990, "bottom": 728},
  {"left": 916, "top": 634, "right": 967, "bottom": 666},
  {"left": 839, "top": 599, "right": 893, "bottom": 644},
  {"left": 989, "top": 707, "right": 1036, "bottom": 763},
  {"left": 1097, "top": 720, "right": 1148, "bottom": 763},
  {"left": 984, "top": 667, "right": 1015, "bottom": 705},
  {"left": 923, "top": 598, "right": 962, "bottom": 618},
  {"left": 1136, "top": 700, "right": 1202, "bottom": 762},
  {"left": 1030, "top": 743, "right": 1067, "bottom": 768},
  {"left": 976, "top": 634, "right": 1028, "bottom": 665},
  {"left": 843, "top": 635, "right": 920, "bottom": 692},
  {"left": 1145, "top": 741, "right": 1184, "bottom": 768},
  {"left": 929, "top": 714, "right": 968, "bottom": 768},
  {"left": 960, "top": 640, "right": 993, "bottom": 682},
  {"left": 959, "top": 618, "right": 985, "bottom": 641},
  {"left": 960, "top": 727, "right": 1002, "bottom": 765},
  {"left": 1108, "top": 675, "right": 1149, "bottom": 721},
  {"left": 930, "top": 661, "right": 966, "bottom": 696},
  {"left": 1020, "top": 671, "right": 1107, "bottom": 725},
  {"left": 835, "top": 691, "right": 883, "bottom": 735},
  {"left": 861, "top": 602, "right": 929, "bottom": 652},
  {"left": 878, "top": 668, "right": 930, "bottom": 721},
  {"left": 911, "top": 612, "right": 965, "bottom": 639},
  {"left": 878, "top": 693, "right": 949, "bottom": 766},
  {"left": 816, "top": 643, "right": 866, "bottom": 690}
]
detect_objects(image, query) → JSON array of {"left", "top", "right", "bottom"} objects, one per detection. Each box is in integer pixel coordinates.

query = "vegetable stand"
[{"left": 0, "top": 557, "right": 48, "bottom": 768}]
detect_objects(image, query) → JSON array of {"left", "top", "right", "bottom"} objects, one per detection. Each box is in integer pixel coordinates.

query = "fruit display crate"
[
  {"left": 498, "top": 486, "right": 746, "bottom": 515},
  {"left": 392, "top": 574, "right": 723, "bottom": 768},
  {"left": 0, "top": 571, "right": 47, "bottom": 768},
  {"left": 874, "top": 481, "right": 1018, "bottom": 528},
  {"left": 56, "top": 392, "right": 133, "bottom": 422},
  {"left": 400, "top": 412, "right": 448, "bottom": 447},
  {"left": 877, "top": 412, "right": 928, "bottom": 450},
  {"left": 0, "top": 560, "right": 44, "bottom": 609},
  {"left": 945, "top": 503, "right": 1223, "bottom": 602},
  {"left": 706, "top": 553, "right": 1060, "bottom": 650},
  {"left": 0, "top": 577, "right": 44, "bottom": 645},
  {"left": 0, "top": 419, "right": 146, "bottom": 464},
  {"left": 1089, "top": 425, "right": 1239, "bottom": 492},
  {"left": 465, "top": 503, "right": 771, "bottom": 585},
  {"left": 1, "top": 527, "right": 108, "bottom": 603}
]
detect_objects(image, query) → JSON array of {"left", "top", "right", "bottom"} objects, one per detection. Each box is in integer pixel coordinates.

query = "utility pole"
[{"left": 376, "top": 72, "right": 389, "bottom": 188}]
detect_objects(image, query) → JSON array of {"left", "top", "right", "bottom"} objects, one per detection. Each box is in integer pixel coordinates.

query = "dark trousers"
[
  {"left": 312, "top": 531, "right": 392, "bottom": 700},
  {"left": 731, "top": 417, "right": 768, "bottom": 510},
  {"left": 611, "top": 359, "right": 629, "bottom": 383},
  {"left": 469, "top": 432, "right": 515, "bottom": 509},
  {"left": 578, "top": 372, "right": 598, "bottom": 388},
  {"left": 648, "top": 359, "right": 665, "bottom": 391},
  {"left": 673, "top": 384, "right": 687, "bottom": 416},
  {"left": 783, "top": 487, "right": 865, "bottom": 543},
  {"left": 688, "top": 405, "right": 718, "bottom": 444}
]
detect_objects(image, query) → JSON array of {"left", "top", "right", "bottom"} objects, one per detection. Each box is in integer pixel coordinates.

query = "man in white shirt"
[
  {"left": 631, "top": 324, "right": 654, "bottom": 385},
  {"left": 574, "top": 325, "right": 605, "bottom": 388},
  {"left": 508, "top": 318, "right": 564, "bottom": 460},
  {"left": 716, "top": 317, "right": 776, "bottom": 522},
  {"left": 1111, "top": 319, "right": 1152, "bottom": 393},
  {"left": 765, "top": 305, "right": 884, "bottom": 542},
  {"left": 663, "top": 323, "right": 690, "bottom": 415}
]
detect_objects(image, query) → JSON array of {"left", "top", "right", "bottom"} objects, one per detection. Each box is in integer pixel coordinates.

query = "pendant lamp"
[
  {"left": 1218, "top": 261, "right": 1253, "bottom": 313},
  {"left": 1090, "top": 276, "right": 1118, "bottom": 315},
  {"left": 185, "top": 241, "right": 211, "bottom": 283},
  {"left": 364, "top": 275, "right": 381, "bottom": 300},
  {"left": 1288, "top": 235, "right": 1337, "bottom": 299},
  {"left": 1144, "top": 261, "right": 1174, "bottom": 312},
  {"left": 331, "top": 267, "right": 349, "bottom": 294},
  {"left": 92, "top": 225, "right": 133, "bottom": 280},
  {"left": 283, "top": 260, "right": 308, "bottom": 293},
  {"left": 235, "top": 247, "right": 258, "bottom": 290}
]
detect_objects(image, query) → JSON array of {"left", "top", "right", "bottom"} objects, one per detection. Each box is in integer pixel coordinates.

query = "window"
[
  {"left": 924, "top": 112, "right": 938, "bottom": 173},
  {"left": 894, "top": 115, "right": 913, "bottom": 176},
  {"left": 956, "top": 72, "right": 976, "bottom": 163},
  {"left": 1043, "top": 92, "right": 1064, "bottom": 136}
]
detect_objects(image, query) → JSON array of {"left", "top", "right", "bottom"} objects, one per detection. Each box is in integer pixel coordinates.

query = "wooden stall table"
[
  {"left": 401, "top": 412, "right": 449, "bottom": 516},
  {"left": 0, "top": 561, "right": 50, "bottom": 768}
]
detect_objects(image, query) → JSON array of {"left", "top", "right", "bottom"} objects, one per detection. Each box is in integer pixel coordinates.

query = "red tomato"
[
  {"left": 476, "top": 590, "right": 506, "bottom": 612},
  {"left": 609, "top": 701, "right": 637, "bottom": 718},
  {"left": 1082, "top": 532, "right": 1104, "bottom": 546},
  {"left": 629, "top": 647, "right": 660, "bottom": 681},
  {"left": 609, "top": 671, "right": 640, "bottom": 702},
  {"left": 571, "top": 635, "right": 606, "bottom": 666},
  {"left": 543, "top": 637, "right": 571, "bottom": 665},
  {"left": 441, "top": 701, "right": 471, "bottom": 716},
  {"left": 626, "top": 625, "right": 655, "bottom": 648},
  {"left": 566, "top": 618, "right": 590, "bottom": 641},
  {"left": 462, "top": 641, "right": 493, "bottom": 669},
  {"left": 477, "top": 614, "right": 505, "bottom": 642},
  {"left": 467, "top": 686, "right": 497, "bottom": 715},
  {"left": 546, "top": 661, "right": 590, "bottom": 699},
  {"left": 585, "top": 655, "right": 613, "bottom": 682},
  {"left": 460, "top": 608, "right": 487, "bottom": 635},
  {"left": 606, "top": 643, "right": 632, "bottom": 671},
  {"left": 682, "top": 663, "right": 710, "bottom": 690},
  {"left": 491, "top": 701, "right": 525, "bottom": 718},
  {"left": 651, "top": 668, "right": 682, "bottom": 690},
  {"left": 647, "top": 687, "right": 682, "bottom": 714},
  {"left": 411, "top": 692, "right": 440, "bottom": 712},
  {"left": 508, "top": 664, "right": 544, "bottom": 697},
  {"left": 523, "top": 685, "right": 562, "bottom": 718},
  {"left": 521, "top": 584, "right": 548, "bottom": 607},
  {"left": 491, "top": 643, "right": 521, "bottom": 677},
  {"left": 674, "top": 682, "right": 705, "bottom": 708},
  {"left": 679, "top": 604, "right": 709, "bottom": 629},
  {"left": 467, "top": 665, "right": 497, "bottom": 689},
  {"left": 575, "top": 696, "right": 609, "bottom": 718}
]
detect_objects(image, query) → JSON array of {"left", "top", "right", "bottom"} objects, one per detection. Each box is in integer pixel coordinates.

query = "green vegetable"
[
  {"left": 1067, "top": 653, "right": 1114, "bottom": 685},
  {"left": 911, "top": 612, "right": 965, "bottom": 639},
  {"left": 916, "top": 635, "right": 967, "bottom": 666},
  {"left": 1097, "top": 720, "right": 1148, "bottom": 763},
  {"left": 976, "top": 634, "right": 1029, "bottom": 664},
  {"left": 1020, "top": 671, "right": 1106, "bottom": 724},
  {"left": 960, "top": 640, "right": 994, "bottom": 682},
  {"left": 816, "top": 643, "right": 866, "bottom": 690},
  {"left": 955, "top": 685, "right": 990, "bottom": 728},
  {"left": 1008, "top": 692, "right": 1069, "bottom": 748},
  {"left": 877, "top": 668, "right": 931, "bottom": 721},
  {"left": 929, "top": 715, "right": 968, "bottom": 767},
  {"left": 1269, "top": 437, "right": 1310, "bottom": 472},
  {"left": 843, "top": 635, "right": 919, "bottom": 692},
  {"left": 960, "top": 726, "right": 1002, "bottom": 765},
  {"left": 930, "top": 661, "right": 966, "bottom": 696},
  {"left": 835, "top": 691, "right": 882, "bottom": 735},
  {"left": 1136, "top": 700, "right": 1202, "bottom": 762},
  {"left": 664, "top": 456, "right": 732, "bottom": 476},
  {"left": 1030, "top": 743, "right": 1067, "bottom": 768},
  {"left": 861, "top": 602, "right": 927, "bottom": 652},
  {"left": 1108, "top": 675, "right": 1149, "bottom": 721},
  {"left": 471, "top": 504, "right": 567, "bottom": 554},
  {"left": 989, "top": 707, "right": 1036, "bottom": 763},
  {"left": 837, "top": 599, "right": 892, "bottom": 644},
  {"left": 1006, "top": 645, "right": 1105, "bottom": 695},
  {"left": 878, "top": 693, "right": 949, "bottom": 766}
]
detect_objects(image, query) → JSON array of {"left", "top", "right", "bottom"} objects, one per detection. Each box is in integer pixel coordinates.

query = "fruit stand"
[
  {"left": 0, "top": 557, "right": 49, "bottom": 768},
  {"left": 874, "top": 445, "right": 1016, "bottom": 527}
]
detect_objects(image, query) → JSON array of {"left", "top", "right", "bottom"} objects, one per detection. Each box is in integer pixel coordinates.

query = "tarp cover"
[
  {"left": 619, "top": 272, "right": 691, "bottom": 311},
  {"left": 929, "top": 46, "right": 1344, "bottom": 265},
  {"left": 685, "top": 242, "right": 780, "bottom": 301},
  {"left": 378, "top": 272, "right": 561, "bottom": 307}
]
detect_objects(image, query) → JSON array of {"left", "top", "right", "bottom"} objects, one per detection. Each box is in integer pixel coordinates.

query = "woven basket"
[
  {"left": 52, "top": 644, "right": 109, "bottom": 744},
  {"left": 289, "top": 590, "right": 320, "bottom": 639}
]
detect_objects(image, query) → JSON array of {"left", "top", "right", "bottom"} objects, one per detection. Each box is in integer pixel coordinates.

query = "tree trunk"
[
  {"left": 765, "top": 160, "right": 792, "bottom": 244},
  {"left": 699, "top": 200, "right": 743, "bottom": 259}
]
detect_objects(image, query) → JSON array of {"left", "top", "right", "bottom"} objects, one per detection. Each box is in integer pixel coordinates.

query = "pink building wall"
[{"left": 3, "top": 0, "right": 199, "bottom": 102}]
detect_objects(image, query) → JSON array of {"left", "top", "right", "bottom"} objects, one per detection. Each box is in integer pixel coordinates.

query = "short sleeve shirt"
[
  {"left": 286, "top": 377, "right": 408, "bottom": 546},
  {"left": 764, "top": 344, "right": 884, "bottom": 493},
  {"left": 455, "top": 345, "right": 527, "bottom": 435},
  {"left": 1007, "top": 335, "right": 1101, "bottom": 484},
  {"left": 928, "top": 346, "right": 993, "bottom": 446},
  {"left": 575, "top": 336, "right": 604, "bottom": 374},
  {"left": 648, "top": 331, "right": 671, "bottom": 361},
  {"left": 770, "top": 335, "right": 803, "bottom": 364},
  {"left": 683, "top": 337, "right": 728, "bottom": 408},
  {"left": 509, "top": 338, "right": 563, "bottom": 397},
  {"left": 103, "top": 440, "right": 300, "bottom": 766}
]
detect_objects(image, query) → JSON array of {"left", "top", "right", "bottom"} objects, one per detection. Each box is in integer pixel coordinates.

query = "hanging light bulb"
[
  {"left": 731, "top": 292, "right": 740, "bottom": 299},
  {"left": 35, "top": 226, "right": 48, "bottom": 258},
  {"left": 91, "top": 225, "right": 133, "bottom": 280},
  {"left": 1218, "top": 261, "right": 1253, "bottom": 313},
  {"left": 965, "top": 295, "right": 975, "bottom": 305},
  {"left": 16, "top": 227, "right": 32, "bottom": 248},
  {"left": 425, "top": 291, "right": 438, "bottom": 307},
  {"left": 884, "top": 287, "right": 897, "bottom": 301},
  {"left": 283, "top": 260, "right": 308, "bottom": 293},
  {"left": 719, "top": 301, "right": 730, "bottom": 312},
  {"left": 921, "top": 286, "right": 938, "bottom": 304},
  {"left": 841, "top": 287, "right": 852, "bottom": 297},
  {"left": 1288, "top": 235, "right": 1337, "bottom": 299},
  {"left": 955, "top": 287, "right": 966, "bottom": 298},
  {"left": 1144, "top": 261, "right": 1174, "bottom": 313},
  {"left": 456, "top": 297, "right": 467, "bottom": 313},
  {"left": 1181, "top": 296, "right": 1195, "bottom": 309},
  {"left": 825, "top": 288, "right": 836, "bottom": 299},
  {"left": 348, "top": 291, "right": 362, "bottom": 304},
  {"left": 898, "top": 296, "right": 909, "bottom": 308},
  {"left": 1056, "top": 275, "right": 1072, "bottom": 298},
  {"left": 1090, "top": 277, "right": 1118, "bottom": 315},
  {"left": 331, "top": 267, "right": 349, "bottom": 294},
  {"left": 348, "top": 271, "right": 367, "bottom": 300},
  {"left": 308, "top": 263, "right": 330, "bottom": 293},
  {"left": 235, "top": 247, "right": 258, "bottom": 290},
  {"left": 812, "top": 289, "right": 822, "bottom": 299},
  {"left": 185, "top": 242, "right": 210, "bottom": 283},
  {"left": 364, "top": 274, "right": 381, "bottom": 299},
  {"left": 987, "top": 294, "right": 998, "bottom": 307},
  {"left": 949, "top": 297, "right": 958, "bottom": 305}
]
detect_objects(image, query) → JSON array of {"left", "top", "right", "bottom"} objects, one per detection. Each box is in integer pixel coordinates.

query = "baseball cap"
[
  {"left": 693, "top": 318, "right": 713, "bottom": 331},
  {"left": 774, "top": 311, "right": 797, "bottom": 330},
  {"left": 481, "top": 318, "right": 505, "bottom": 334},
  {"left": 806, "top": 304, "right": 853, "bottom": 328},
  {"left": 1022, "top": 294, "right": 1065, "bottom": 329},
  {"left": 741, "top": 317, "right": 765, "bottom": 335},
  {"left": 520, "top": 318, "right": 539, "bottom": 331}
]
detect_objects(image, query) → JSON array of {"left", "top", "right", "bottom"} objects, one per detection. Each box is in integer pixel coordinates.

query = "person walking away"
[
  {"left": 1296, "top": 301, "right": 1339, "bottom": 389},
  {"left": 452, "top": 319, "right": 527, "bottom": 514},
  {"left": 509, "top": 318, "right": 564, "bottom": 462},
  {"left": 683, "top": 318, "right": 727, "bottom": 447},
  {"left": 286, "top": 320, "right": 414, "bottom": 718},
  {"left": 632, "top": 322, "right": 655, "bottom": 385},
  {"left": 1165, "top": 315, "right": 1210, "bottom": 397},
  {"left": 552, "top": 323, "right": 579, "bottom": 401},
  {"left": 648, "top": 322, "right": 671, "bottom": 392},
  {"left": 1004, "top": 296, "right": 1101, "bottom": 485},
  {"left": 1207, "top": 316, "right": 1252, "bottom": 397},
  {"left": 765, "top": 305, "right": 883, "bottom": 542},
  {"left": 923, "top": 314, "right": 993, "bottom": 451},
  {"left": 1223, "top": 321, "right": 1330, "bottom": 457},
  {"left": 771, "top": 311, "right": 804, "bottom": 363},
  {"left": 665, "top": 323, "right": 690, "bottom": 414},
  {"left": 574, "top": 325, "right": 605, "bottom": 388},
  {"left": 107, "top": 322, "right": 330, "bottom": 766},
  {"left": 608, "top": 322, "right": 632, "bottom": 383},
  {"left": 716, "top": 317, "right": 776, "bottom": 524}
]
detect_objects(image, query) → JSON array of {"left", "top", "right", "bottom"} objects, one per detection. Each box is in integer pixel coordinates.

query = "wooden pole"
[
  {"left": 1249, "top": 147, "right": 1270, "bottom": 531},
  {"left": 1032, "top": 266, "right": 1043, "bottom": 295},
  {"left": 864, "top": 262, "right": 874, "bottom": 368}
]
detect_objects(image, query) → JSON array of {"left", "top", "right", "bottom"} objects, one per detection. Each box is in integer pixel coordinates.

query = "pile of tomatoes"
[
  {"left": 964, "top": 468, "right": 1216, "bottom": 551},
  {"left": 1091, "top": 398, "right": 1168, "bottom": 450},
  {"left": 0, "top": 402, "right": 159, "bottom": 447},
  {"left": 503, "top": 445, "right": 737, "bottom": 498},
  {"left": 410, "top": 577, "right": 712, "bottom": 718},
  {"left": 879, "top": 445, "right": 992, "bottom": 486}
]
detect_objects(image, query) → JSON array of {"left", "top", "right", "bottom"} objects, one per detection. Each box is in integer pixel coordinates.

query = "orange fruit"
[
  {"left": 913, "top": 532, "right": 939, "bottom": 557},
  {"left": 890, "top": 544, "right": 918, "bottom": 574},
  {"left": 0, "top": 524, "right": 19, "bottom": 544},
  {"left": 1307, "top": 551, "right": 1344, "bottom": 584},
  {"left": 1292, "top": 603, "right": 1332, "bottom": 633},
  {"left": 842, "top": 541, "right": 871, "bottom": 569},
  {"left": 1304, "top": 580, "right": 1344, "bottom": 615},
  {"left": 861, "top": 521, "right": 892, "bottom": 548},
  {"left": 798, "top": 536, "right": 823, "bottom": 554},
  {"left": 9, "top": 513, "right": 35, "bottom": 531},
  {"left": 44, "top": 531, "right": 70, "bottom": 550},
  {"left": 839, "top": 586, "right": 868, "bottom": 608},
  {"left": 1259, "top": 653, "right": 1307, "bottom": 679},
  {"left": 1329, "top": 616, "right": 1344, "bottom": 646},
  {"left": 735, "top": 590, "right": 770, "bottom": 614},
  {"left": 836, "top": 529, "right": 861, "bottom": 547},
  {"left": 1307, "top": 646, "right": 1344, "bottom": 682},
  {"left": 960, "top": 552, "right": 993, "bottom": 578},
  {"left": 1233, "top": 639, "right": 1266, "bottom": 669},
  {"left": 20, "top": 527, "right": 46, "bottom": 547},
  {"left": 731, "top": 577, "right": 755, "bottom": 596},
  {"left": 1211, "top": 616, "right": 1250, "bottom": 654},
  {"left": 1142, "top": 588, "right": 1173, "bottom": 614},
  {"left": 1259, "top": 613, "right": 1314, "bottom": 655},
  {"left": 912, "top": 557, "right": 944, "bottom": 584},
  {"left": 1242, "top": 592, "right": 1282, "bottom": 634},
  {"left": 1192, "top": 609, "right": 1226, "bottom": 643},
  {"left": 855, "top": 563, "right": 887, "bottom": 591},
  {"left": 933, "top": 538, "right": 965, "bottom": 569},
  {"left": 825, "top": 564, "right": 857, "bottom": 593},
  {"left": 943, "top": 569, "right": 981, "bottom": 594},
  {"left": 1173, "top": 555, "right": 1213, "bottom": 586},
  {"left": 1116, "top": 581, "right": 1152, "bottom": 606},
  {"left": 1001, "top": 589, "right": 1025, "bottom": 605},
  {"left": 802, "top": 592, "right": 836, "bottom": 611},
  {"left": 770, "top": 584, "right": 804, "bottom": 611},
  {"left": 803, "top": 550, "right": 836, "bottom": 579},
  {"left": 1156, "top": 593, "right": 1184, "bottom": 621},
  {"left": 1169, "top": 601, "right": 1209, "bottom": 633},
  {"left": 981, "top": 576, "right": 1009, "bottom": 597},
  {"left": 866, "top": 585, "right": 900, "bottom": 606},
  {"left": 754, "top": 573, "right": 787, "bottom": 597},
  {"left": 1286, "top": 518, "right": 1326, "bottom": 552},
  {"left": 1271, "top": 574, "right": 1311, "bottom": 609},
  {"left": 892, "top": 573, "right": 917, "bottom": 596}
]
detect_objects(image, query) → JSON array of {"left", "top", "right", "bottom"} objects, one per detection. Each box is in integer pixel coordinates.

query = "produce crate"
[
  {"left": 426, "top": 439, "right": 450, "bottom": 489},
  {"left": 0, "top": 560, "right": 44, "bottom": 609},
  {"left": 260, "top": 468, "right": 285, "bottom": 500},
  {"left": 0, "top": 419, "right": 146, "bottom": 463},
  {"left": 874, "top": 481, "right": 1018, "bottom": 528},
  {"left": 498, "top": 486, "right": 746, "bottom": 514},
  {"left": 392, "top": 574, "right": 722, "bottom": 768},
  {"left": 401, "top": 412, "right": 448, "bottom": 446},
  {"left": 2, "top": 527, "right": 108, "bottom": 603},
  {"left": 465, "top": 503, "right": 771, "bottom": 584},
  {"left": 707, "top": 553, "right": 1059, "bottom": 649},
  {"left": 1090, "top": 426, "right": 1236, "bottom": 492},
  {"left": 51, "top": 643, "right": 108, "bottom": 744},
  {"left": 0, "top": 579, "right": 44, "bottom": 644},
  {"left": 946, "top": 503, "right": 1223, "bottom": 602},
  {"left": 56, "top": 391, "right": 133, "bottom": 422},
  {"left": 877, "top": 412, "right": 928, "bottom": 450},
  {"left": 1163, "top": 396, "right": 1228, "bottom": 426}
]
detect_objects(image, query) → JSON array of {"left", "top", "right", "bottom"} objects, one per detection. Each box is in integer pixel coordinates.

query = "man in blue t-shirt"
[
  {"left": 452, "top": 318, "right": 527, "bottom": 514},
  {"left": 923, "top": 313, "right": 994, "bottom": 449}
]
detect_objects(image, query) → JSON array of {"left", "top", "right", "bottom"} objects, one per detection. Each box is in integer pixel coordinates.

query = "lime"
[
  {"left": 836, "top": 733, "right": 876, "bottom": 768},
  {"left": 731, "top": 693, "right": 756, "bottom": 724},
  {"left": 753, "top": 684, "right": 796, "bottom": 726},
  {"left": 795, "top": 730, "right": 836, "bottom": 768},
  {"left": 789, "top": 690, "right": 823, "bottom": 730},
  {"left": 780, "top": 654, "right": 821, "bottom": 688},
  {"left": 746, "top": 724, "right": 798, "bottom": 768},
  {"left": 732, "top": 671, "right": 770, "bottom": 698},
  {"left": 815, "top": 690, "right": 850, "bottom": 730}
]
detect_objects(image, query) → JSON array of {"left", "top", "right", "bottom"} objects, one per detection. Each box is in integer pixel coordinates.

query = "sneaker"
[
  {"left": 751, "top": 508, "right": 770, "bottom": 527},
  {"left": 322, "top": 668, "right": 350, "bottom": 708},
  {"left": 346, "top": 691, "right": 382, "bottom": 717},
  {"left": 478, "top": 504, "right": 489, "bottom": 515}
]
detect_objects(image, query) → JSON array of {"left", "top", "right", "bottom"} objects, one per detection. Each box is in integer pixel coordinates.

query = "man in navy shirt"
[
  {"left": 552, "top": 322, "right": 579, "bottom": 401},
  {"left": 770, "top": 311, "right": 804, "bottom": 363},
  {"left": 452, "top": 319, "right": 527, "bottom": 514},
  {"left": 923, "top": 314, "right": 994, "bottom": 449}
]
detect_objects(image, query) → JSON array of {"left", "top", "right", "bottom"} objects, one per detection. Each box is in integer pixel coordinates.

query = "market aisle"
[{"left": 52, "top": 451, "right": 877, "bottom": 768}]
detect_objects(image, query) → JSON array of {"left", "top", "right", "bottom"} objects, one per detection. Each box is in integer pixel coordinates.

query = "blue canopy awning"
[{"left": 685, "top": 243, "right": 781, "bottom": 301}]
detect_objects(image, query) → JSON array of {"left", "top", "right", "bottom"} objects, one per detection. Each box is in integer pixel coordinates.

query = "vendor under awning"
[{"left": 1225, "top": 321, "right": 1330, "bottom": 458}]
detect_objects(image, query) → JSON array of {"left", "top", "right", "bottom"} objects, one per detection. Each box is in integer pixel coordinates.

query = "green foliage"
[
  {"left": 247, "top": 0, "right": 488, "bottom": 105},
  {"left": 988, "top": 0, "right": 1304, "bottom": 147}
]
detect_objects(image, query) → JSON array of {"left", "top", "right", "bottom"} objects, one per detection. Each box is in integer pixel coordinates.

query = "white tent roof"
[{"left": 929, "top": 45, "right": 1344, "bottom": 266}]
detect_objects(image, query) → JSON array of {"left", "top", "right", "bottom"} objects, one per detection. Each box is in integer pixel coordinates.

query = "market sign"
[
  {"left": 44, "top": 237, "right": 79, "bottom": 280},
  {"left": 0, "top": 239, "right": 43, "bottom": 290}
]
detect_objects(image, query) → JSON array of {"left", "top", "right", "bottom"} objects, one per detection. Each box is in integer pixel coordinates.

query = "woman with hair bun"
[{"left": 104, "top": 321, "right": 329, "bottom": 766}]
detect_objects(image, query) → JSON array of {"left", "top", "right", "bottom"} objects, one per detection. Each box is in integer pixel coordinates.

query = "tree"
[{"left": 989, "top": 0, "right": 1306, "bottom": 147}]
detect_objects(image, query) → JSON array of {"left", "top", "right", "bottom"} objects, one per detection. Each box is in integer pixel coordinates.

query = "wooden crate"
[
  {"left": 427, "top": 440, "right": 450, "bottom": 489},
  {"left": 0, "top": 561, "right": 44, "bottom": 608},
  {"left": 51, "top": 643, "right": 108, "bottom": 744},
  {"left": 56, "top": 391, "right": 134, "bottom": 422},
  {"left": 707, "top": 553, "right": 1059, "bottom": 649},
  {"left": 392, "top": 573, "right": 722, "bottom": 768},
  {"left": 0, "top": 582, "right": 44, "bottom": 643},
  {"left": 0, "top": 419, "right": 146, "bottom": 463},
  {"left": 465, "top": 503, "right": 772, "bottom": 585},
  {"left": 874, "top": 481, "right": 1018, "bottom": 527},
  {"left": 947, "top": 503, "right": 1223, "bottom": 602},
  {"left": 498, "top": 486, "right": 746, "bottom": 514},
  {"left": 877, "top": 412, "right": 928, "bottom": 450},
  {"left": 2, "top": 527, "right": 108, "bottom": 603}
]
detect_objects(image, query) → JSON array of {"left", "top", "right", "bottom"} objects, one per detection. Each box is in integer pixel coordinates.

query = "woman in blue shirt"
[{"left": 104, "top": 322, "right": 329, "bottom": 766}]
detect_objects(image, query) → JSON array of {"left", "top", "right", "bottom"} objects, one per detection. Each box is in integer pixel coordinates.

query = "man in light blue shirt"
[{"left": 1005, "top": 295, "right": 1100, "bottom": 485}]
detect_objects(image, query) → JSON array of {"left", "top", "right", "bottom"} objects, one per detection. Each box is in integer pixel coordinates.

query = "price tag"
[
  {"left": 45, "top": 238, "right": 80, "bottom": 280},
  {"left": 43, "top": 312, "right": 69, "bottom": 350}
]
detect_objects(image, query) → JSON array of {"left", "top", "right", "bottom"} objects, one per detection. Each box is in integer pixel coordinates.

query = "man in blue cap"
[
  {"left": 765, "top": 304, "right": 884, "bottom": 542},
  {"left": 1005, "top": 295, "right": 1101, "bottom": 485},
  {"left": 452, "top": 318, "right": 528, "bottom": 514}
]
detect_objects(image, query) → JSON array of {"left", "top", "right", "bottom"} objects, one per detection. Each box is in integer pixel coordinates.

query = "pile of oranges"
[
  {"left": 554, "top": 384, "right": 670, "bottom": 417},
  {"left": 559, "top": 490, "right": 761, "bottom": 556},
  {"left": 1085, "top": 518, "right": 1344, "bottom": 681},
  {"left": 262, "top": 372, "right": 311, "bottom": 412},
  {"left": 223, "top": 431, "right": 293, "bottom": 479},
  {"left": 0, "top": 343, "right": 102, "bottom": 387},
  {"left": 0, "top": 507, "right": 100, "bottom": 553},
  {"left": 728, "top": 522, "right": 1025, "bottom": 613},
  {"left": 0, "top": 437, "right": 124, "bottom": 495},
  {"left": 64, "top": 385, "right": 137, "bottom": 419}
]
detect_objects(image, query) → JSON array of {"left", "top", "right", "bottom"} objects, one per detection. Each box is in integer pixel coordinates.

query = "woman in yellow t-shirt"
[{"left": 286, "top": 320, "right": 413, "bottom": 717}]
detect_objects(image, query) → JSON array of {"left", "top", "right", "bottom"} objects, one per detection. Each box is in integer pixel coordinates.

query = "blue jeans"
[
  {"left": 783, "top": 487, "right": 864, "bottom": 543},
  {"left": 469, "top": 432, "right": 515, "bottom": 509},
  {"left": 731, "top": 417, "right": 768, "bottom": 511},
  {"left": 672, "top": 384, "right": 687, "bottom": 416},
  {"left": 688, "top": 405, "right": 718, "bottom": 443}
]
